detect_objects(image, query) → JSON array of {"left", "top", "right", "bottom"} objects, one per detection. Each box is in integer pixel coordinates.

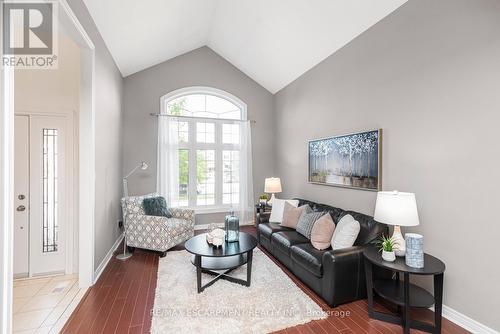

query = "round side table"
[{"left": 363, "top": 246, "right": 445, "bottom": 334}]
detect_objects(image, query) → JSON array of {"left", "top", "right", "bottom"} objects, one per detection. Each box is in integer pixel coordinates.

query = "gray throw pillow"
[
  {"left": 296, "top": 208, "right": 325, "bottom": 239},
  {"left": 143, "top": 196, "right": 172, "bottom": 218}
]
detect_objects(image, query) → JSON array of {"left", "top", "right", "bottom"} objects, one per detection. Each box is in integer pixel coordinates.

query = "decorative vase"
[
  {"left": 382, "top": 250, "right": 396, "bottom": 262},
  {"left": 405, "top": 233, "right": 424, "bottom": 268},
  {"left": 259, "top": 198, "right": 267, "bottom": 205},
  {"left": 224, "top": 210, "right": 239, "bottom": 243}
]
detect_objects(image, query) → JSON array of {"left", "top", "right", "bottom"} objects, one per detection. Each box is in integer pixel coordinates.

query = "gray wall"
[
  {"left": 123, "top": 46, "right": 275, "bottom": 224},
  {"left": 274, "top": 0, "right": 500, "bottom": 330},
  {"left": 68, "top": 0, "right": 124, "bottom": 271}
]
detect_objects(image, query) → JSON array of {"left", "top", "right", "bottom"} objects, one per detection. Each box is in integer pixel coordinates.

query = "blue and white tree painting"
[{"left": 308, "top": 130, "right": 380, "bottom": 190}]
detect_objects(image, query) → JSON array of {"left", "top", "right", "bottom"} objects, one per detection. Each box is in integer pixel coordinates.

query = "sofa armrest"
[
  {"left": 321, "top": 246, "right": 366, "bottom": 306},
  {"left": 256, "top": 212, "right": 270, "bottom": 225},
  {"left": 169, "top": 208, "right": 195, "bottom": 227}
]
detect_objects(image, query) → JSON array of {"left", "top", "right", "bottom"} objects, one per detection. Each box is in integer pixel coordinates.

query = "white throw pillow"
[
  {"left": 269, "top": 198, "right": 299, "bottom": 223},
  {"left": 331, "top": 214, "right": 360, "bottom": 250}
]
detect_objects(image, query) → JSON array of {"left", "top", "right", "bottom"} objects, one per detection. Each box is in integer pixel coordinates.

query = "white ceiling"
[{"left": 82, "top": 0, "right": 407, "bottom": 93}]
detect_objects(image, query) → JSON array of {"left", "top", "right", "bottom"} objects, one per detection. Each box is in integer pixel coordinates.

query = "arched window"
[{"left": 158, "top": 87, "right": 251, "bottom": 213}]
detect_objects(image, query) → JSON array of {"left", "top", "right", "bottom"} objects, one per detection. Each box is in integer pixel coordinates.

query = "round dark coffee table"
[{"left": 184, "top": 232, "right": 258, "bottom": 293}]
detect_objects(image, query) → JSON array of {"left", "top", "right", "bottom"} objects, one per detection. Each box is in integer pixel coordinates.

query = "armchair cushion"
[{"left": 143, "top": 196, "right": 172, "bottom": 218}]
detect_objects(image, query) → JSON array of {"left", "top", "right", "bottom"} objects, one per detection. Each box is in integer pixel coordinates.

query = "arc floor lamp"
[{"left": 117, "top": 161, "right": 148, "bottom": 260}]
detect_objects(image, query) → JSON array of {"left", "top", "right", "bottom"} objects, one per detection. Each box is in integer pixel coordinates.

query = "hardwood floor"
[{"left": 62, "top": 226, "right": 469, "bottom": 334}]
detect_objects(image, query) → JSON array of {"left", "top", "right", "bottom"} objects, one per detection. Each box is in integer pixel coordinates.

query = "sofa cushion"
[
  {"left": 271, "top": 231, "right": 309, "bottom": 255},
  {"left": 258, "top": 223, "right": 292, "bottom": 239},
  {"left": 296, "top": 210, "right": 325, "bottom": 239},
  {"left": 311, "top": 213, "right": 335, "bottom": 250},
  {"left": 343, "top": 210, "right": 383, "bottom": 245},
  {"left": 295, "top": 198, "right": 386, "bottom": 246},
  {"left": 331, "top": 214, "right": 360, "bottom": 250},
  {"left": 291, "top": 243, "right": 326, "bottom": 277},
  {"left": 269, "top": 199, "right": 299, "bottom": 223},
  {"left": 281, "top": 203, "right": 307, "bottom": 229}
]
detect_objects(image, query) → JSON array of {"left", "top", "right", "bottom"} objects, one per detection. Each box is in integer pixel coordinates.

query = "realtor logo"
[{"left": 2, "top": 0, "right": 58, "bottom": 69}]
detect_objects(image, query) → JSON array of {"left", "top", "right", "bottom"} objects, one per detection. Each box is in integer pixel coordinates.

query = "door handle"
[{"left": 16, "top": 205, "right": 26, "bottom": 212}]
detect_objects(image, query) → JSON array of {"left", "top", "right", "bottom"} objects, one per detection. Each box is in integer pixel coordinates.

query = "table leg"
[
  {"left": 195, "top": 255, "right": 202, "bottom": 293},
  {"left": 396, "top": 272, "right": 401, "bottom": 314},
  {"left": 246, "top": 250, "right": 253, "bottom": 287},
  {"left": 403, "top": 273, "right": 410, "bottom": 334},
  {"left": 364, "top": 258, "right": 374, "bottom": 317},
  {"left": 434, "top": 273, "right": 444, "bottom": 334}
]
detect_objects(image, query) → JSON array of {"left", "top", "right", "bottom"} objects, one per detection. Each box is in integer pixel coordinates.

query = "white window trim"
[
  {"left": 159, "top": 86, "right": 247, "bottom": 121},
  {"left": 159, "top": 87, "right": 247, "bottom": 213}
]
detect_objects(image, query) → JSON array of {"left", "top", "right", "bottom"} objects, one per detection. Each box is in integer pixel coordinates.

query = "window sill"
[{"left": 195, "top": 207, "right": 234, "bottom": 215}]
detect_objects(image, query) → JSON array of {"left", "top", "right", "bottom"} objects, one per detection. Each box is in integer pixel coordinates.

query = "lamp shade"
[
  {"left": 374, "top": 191, "right": 420, "bottom": 227},
  {"left": 264, "top": 177, "right": 282, "bottom": 193}
]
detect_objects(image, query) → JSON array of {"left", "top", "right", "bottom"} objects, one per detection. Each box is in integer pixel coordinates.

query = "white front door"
[
  {"left": 14, "top": 115, "right": 30, "bottom": 278},
  {"left": 13, "top": 114, "right": 69, "bottom": 277}
]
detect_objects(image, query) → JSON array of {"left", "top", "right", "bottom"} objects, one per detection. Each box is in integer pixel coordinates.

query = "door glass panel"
[{"left": 42, "top": 129, "right": 58, "bottom": 253}]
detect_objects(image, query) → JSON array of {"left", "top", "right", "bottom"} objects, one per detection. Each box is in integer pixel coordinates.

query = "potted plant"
[
  {"left": 259, "top": 194, "right": 268, "bottom": 205},
  {"left": 378, "top": 235, "right": 397, "bottom": 262}
]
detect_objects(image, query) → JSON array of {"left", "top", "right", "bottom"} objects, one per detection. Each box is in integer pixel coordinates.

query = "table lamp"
[
  {"left": 374, "top": 190, "right": 420, "bottom": 257},
  {"left": 264, "top": 177, "right": 282, "bottom": 205}
]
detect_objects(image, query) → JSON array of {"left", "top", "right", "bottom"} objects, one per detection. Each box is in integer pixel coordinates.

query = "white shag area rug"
[{"left": 151, "top": 248, "right": 327, "bottom": 334}]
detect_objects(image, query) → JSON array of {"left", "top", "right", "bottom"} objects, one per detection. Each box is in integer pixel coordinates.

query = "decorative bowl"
[{"left": 206, "top": 228, "right": 225, "bottom": 247}]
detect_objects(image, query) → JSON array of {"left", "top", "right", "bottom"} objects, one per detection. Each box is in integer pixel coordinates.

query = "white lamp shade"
[
  {"left": 374, "top": 191, "right": 420, "bottom": 227},
  {"left": 264, "top": 177, "right": 282, "bottom": 193}
]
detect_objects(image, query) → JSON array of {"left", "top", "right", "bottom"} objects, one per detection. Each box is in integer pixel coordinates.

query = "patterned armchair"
[{"left": 121, "top": 193, "right": 195, "bottom": 256}]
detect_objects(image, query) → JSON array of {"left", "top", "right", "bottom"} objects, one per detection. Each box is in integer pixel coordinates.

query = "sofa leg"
[
  {"left": 127, "top": 246, "right": 135, "bottom": 253},
  {"left": 159, "top": 251, "right": 167, "bottom": 258}
]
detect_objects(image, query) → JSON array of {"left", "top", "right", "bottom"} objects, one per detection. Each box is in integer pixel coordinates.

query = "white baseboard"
[
  {"left": 441, "top": 305, "right": 498, "bottom": 334},
  {"left": 93, "top": 233, "right": 124, "bottom": 283}
]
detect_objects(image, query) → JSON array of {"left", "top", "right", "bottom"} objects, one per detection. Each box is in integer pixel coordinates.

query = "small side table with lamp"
[{"left": 367, "top": 190, "right": 446, "bottom": 333}]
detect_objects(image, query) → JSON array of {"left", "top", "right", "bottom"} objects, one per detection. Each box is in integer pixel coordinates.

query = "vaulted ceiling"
[{"left": 82, "top": 0, "right": 407, "bottom": 93}]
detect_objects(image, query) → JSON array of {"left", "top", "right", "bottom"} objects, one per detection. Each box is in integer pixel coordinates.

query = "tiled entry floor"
[{"left": 13, "top": 274, "right": 88, "bottom": 333}]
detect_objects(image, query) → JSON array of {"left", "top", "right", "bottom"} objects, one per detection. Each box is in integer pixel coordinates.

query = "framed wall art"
[{"left": 308, "top": 129, "right": 382, "bottom": 191}]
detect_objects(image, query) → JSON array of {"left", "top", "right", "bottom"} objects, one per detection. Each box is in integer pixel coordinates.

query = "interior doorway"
[{"left": 1, "top": 1, "right": 97, "bottom": 332}]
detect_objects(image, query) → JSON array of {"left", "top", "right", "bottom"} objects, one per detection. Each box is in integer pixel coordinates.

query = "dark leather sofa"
[{"left": 257, "top": 198, "right": 387, "bottom": 307}]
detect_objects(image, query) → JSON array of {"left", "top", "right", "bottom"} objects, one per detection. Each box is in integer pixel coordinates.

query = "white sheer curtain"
[
  {"left": 238, "top": 121, "right": 254, "bottom": 225},
  {"left": 157, "top": 116, "right": 179, "bottom": 206}
]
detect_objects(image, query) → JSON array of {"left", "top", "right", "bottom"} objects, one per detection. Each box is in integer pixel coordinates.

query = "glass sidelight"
[{"left": 42, "top": 128, "right": 58, "bottom": 253}]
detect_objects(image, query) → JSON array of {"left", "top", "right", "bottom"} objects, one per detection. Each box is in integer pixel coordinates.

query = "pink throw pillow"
[
  {"left": 311, "top": 213, "right": 335, "bottom": 250},
  {"left": 281, "top": 203, "right": 307, "bottom": 229}
]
